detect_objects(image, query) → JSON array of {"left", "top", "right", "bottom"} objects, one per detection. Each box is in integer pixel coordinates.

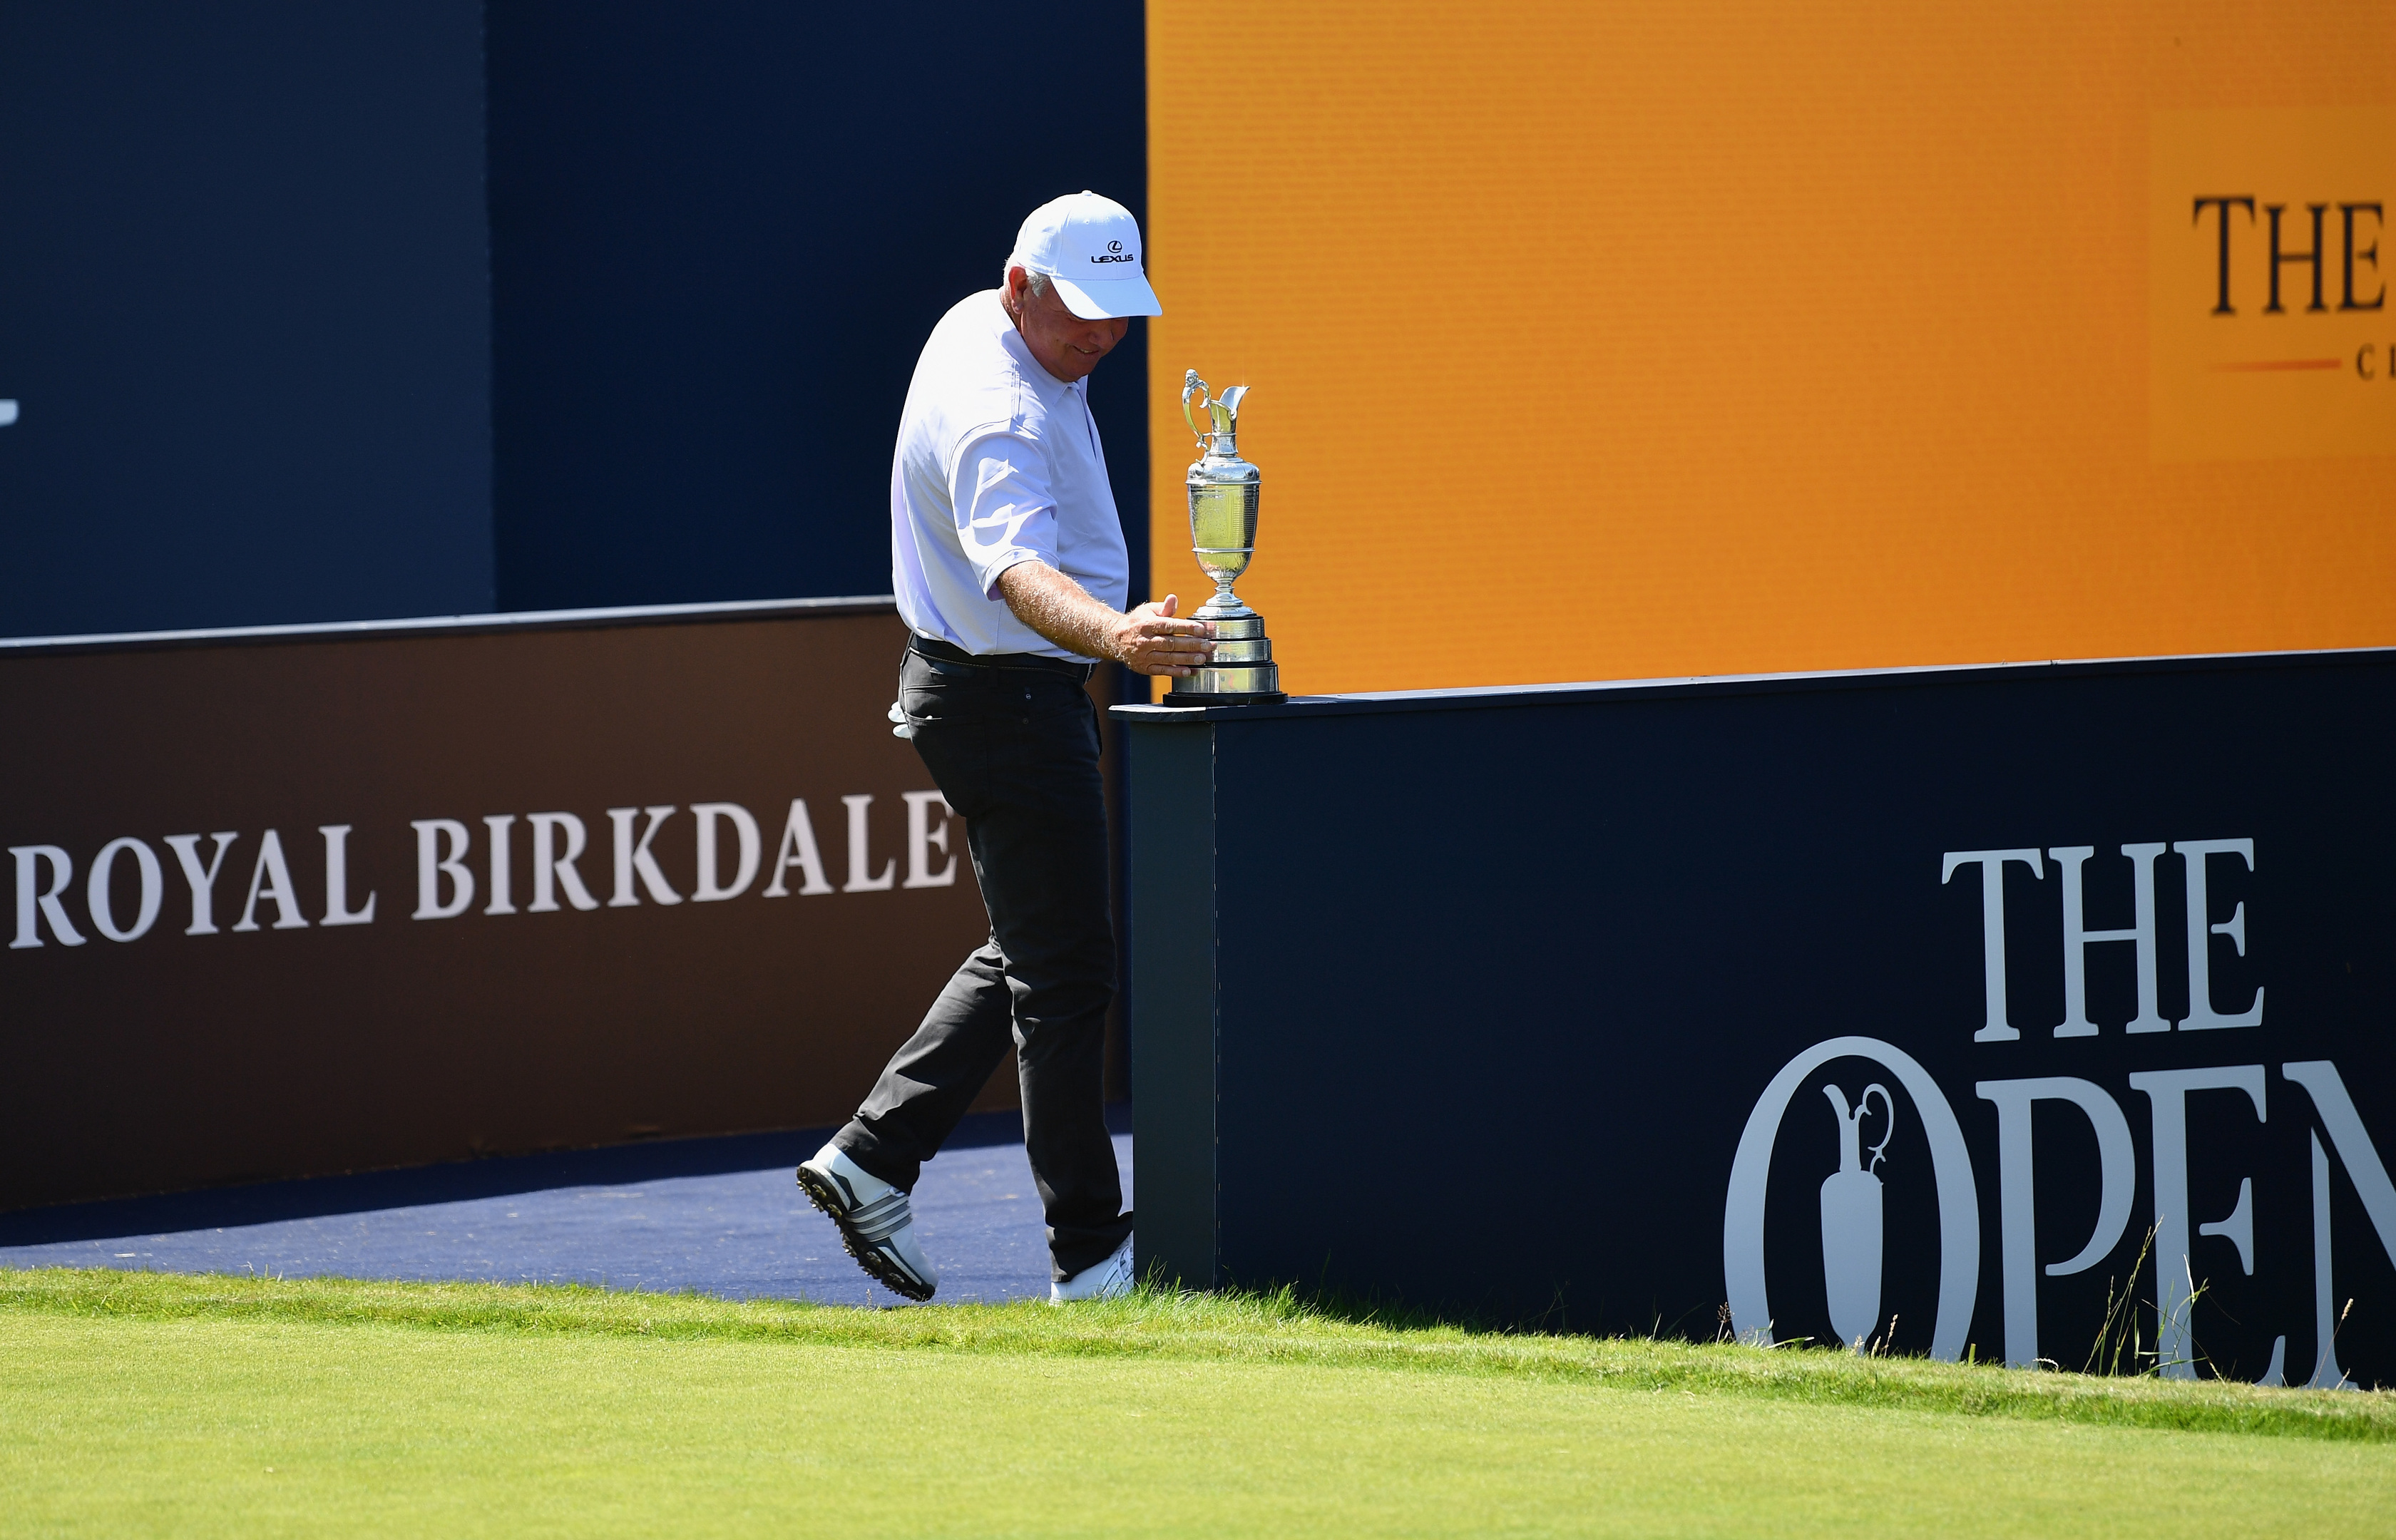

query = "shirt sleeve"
[{"left": 950, "top": 430, "right": 1058, "bottom": 597}]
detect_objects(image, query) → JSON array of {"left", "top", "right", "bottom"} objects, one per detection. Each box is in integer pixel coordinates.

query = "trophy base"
[
  {"left": 1164, "top": 659, "right": 1284, "bottom": 706},
  {"left": 1192, "top": 595, "right": 1258, "bottom": 622}
]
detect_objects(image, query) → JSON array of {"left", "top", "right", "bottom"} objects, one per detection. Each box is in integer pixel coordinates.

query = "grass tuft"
[{"left": 3, "top": 1265, "right": 2387, "bottom": 1442}]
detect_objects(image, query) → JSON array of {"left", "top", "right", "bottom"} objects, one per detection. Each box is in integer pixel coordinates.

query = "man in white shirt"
[{"left": 799, "top": 192, "right": 1211, "bottom": 1303}]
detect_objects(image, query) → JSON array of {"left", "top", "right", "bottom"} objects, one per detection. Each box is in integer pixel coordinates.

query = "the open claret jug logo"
[
  {"left": 1723, "top": 1037, "right": 1981, "bottom": 1362},
  {"left": 1819, "top": 1083, "right": 1897, "bottom": 1349},
  {"left": 1722, "top": 835, "right": 2396, "bottom": 1385}
]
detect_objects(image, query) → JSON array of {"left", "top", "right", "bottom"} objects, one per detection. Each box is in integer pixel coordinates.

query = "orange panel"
[{"left": 1145, "top": 1, "right": 2396, "bottom": 697}]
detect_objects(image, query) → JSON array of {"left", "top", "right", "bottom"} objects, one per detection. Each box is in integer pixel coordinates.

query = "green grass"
[{"left": 2, "top": 1268, "right": 2391, "bottom": 1537}]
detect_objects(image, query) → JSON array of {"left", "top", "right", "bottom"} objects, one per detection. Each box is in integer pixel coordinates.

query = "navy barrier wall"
[
  {"left": 0, "top": 600, "right": 1014, "bottom": 1211},
  {"left": 0, "top": 0, "right": 495, "bottom": 636},
  {"left": 1122, "top": 650, "right": 2396, "bottom": 1386},
  {"left": 483, "top": 0, "right": 1152, "bottom": 615},
  {"left": 2, "top": 2, "right": 1150, "bottom": 636}
]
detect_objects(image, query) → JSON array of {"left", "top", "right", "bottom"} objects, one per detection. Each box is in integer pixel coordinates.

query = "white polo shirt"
[{"left": 890, "top": 290, "right": 1130, "bottom": 660}]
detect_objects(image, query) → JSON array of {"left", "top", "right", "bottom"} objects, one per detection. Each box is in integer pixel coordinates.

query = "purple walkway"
[{"left": 0, "top": 1107, "right": 1130, "bottom": 1306}]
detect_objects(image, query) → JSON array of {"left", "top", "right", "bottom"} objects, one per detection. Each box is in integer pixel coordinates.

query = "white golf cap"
[{"left": 1009, "top": 190, "right": 1162, "bottom": 320}]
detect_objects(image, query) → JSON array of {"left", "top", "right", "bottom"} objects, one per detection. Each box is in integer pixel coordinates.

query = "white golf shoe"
[
  {"left": 1050, "top": 1233, "right": 1135, "bottom": 1304},
  {"left": 797, "top": 1143, "right": 939, "bottom": 1302}
]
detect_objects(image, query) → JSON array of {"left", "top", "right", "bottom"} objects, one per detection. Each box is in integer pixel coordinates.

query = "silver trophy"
[{"left": 1166, "top": 369, "right": 1285, "bottom": 704}]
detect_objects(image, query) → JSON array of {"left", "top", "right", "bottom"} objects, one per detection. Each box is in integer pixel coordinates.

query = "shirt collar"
[{"left": 988, "top": 292, "right": 1081, "bottom": 408}]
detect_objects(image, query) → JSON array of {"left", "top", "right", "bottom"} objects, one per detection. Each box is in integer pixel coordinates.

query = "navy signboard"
[
  {"left": 0, "top": 601, "right": 1001, "bottom": 1212},
  {"left": 1124, "top": 650, "right": 2396, "bottom": 1386}
]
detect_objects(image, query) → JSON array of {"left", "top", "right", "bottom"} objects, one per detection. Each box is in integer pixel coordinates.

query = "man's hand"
[
  {"left": 995, "top": 561, "right": 1215, "bottom": 676},
  {"left": 1110, "top": 594, "right": 1215, "bottom": 677}
]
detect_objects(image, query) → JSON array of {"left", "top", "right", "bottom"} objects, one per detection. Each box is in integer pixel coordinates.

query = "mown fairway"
[{"left": 1, "top": 1270, "right": 2389, "bottom": 1537}]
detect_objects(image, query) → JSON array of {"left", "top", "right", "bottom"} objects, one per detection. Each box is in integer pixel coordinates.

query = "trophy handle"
[
  {"left": 1860, "top": 1084, "right": 1895, "bottom": 1173},
  {"left": 1182, "top": 370, "right": 1211, "bottom": 449}
]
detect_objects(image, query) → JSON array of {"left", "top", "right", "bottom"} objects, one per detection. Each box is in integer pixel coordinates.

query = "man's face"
[{"left": 1006, "top": 267, "right": 1130, "bottom": 384}]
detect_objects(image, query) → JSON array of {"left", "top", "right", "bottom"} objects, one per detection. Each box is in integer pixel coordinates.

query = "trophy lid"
[{"left": 1182, "top": 371, "right": 1250, "bottom": 458}]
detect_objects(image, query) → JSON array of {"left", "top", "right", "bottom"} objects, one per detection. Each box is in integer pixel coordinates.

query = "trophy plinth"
[{"left": 1166, "top": 370, "right": 1285, "bottom": 706}]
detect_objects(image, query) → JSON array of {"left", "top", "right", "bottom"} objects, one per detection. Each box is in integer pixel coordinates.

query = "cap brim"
[{"left": 1050, "top": 270, "right": 1162, "bottom": 320}]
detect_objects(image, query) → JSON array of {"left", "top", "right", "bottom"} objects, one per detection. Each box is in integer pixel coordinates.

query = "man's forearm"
[
  {"left": 993, "top": 558, "right": 1214, "bottom": 675},
  {"left": 994, "top": 560, "right": 1120, "bottom": 660}
]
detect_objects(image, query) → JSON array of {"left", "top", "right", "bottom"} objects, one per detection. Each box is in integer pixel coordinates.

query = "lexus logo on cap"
[
  {"left": 1090, "top": 237, "right": 1137, "bottom": 266},
  {"left": 1107, "top": 240, "right": 1122, "bottom": 252}
]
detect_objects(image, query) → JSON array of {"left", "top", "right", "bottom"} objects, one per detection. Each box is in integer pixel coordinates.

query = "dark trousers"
[{"left": 834, "top": 643, "right": 1132, "bottom": 1280}]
